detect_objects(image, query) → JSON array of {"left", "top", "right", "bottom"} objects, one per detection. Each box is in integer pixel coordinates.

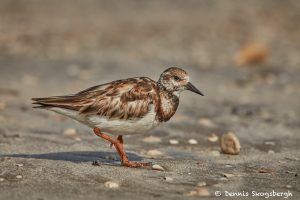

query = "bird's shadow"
[{"left": 1, "top": 151, "right": 143, "bottom": 166}]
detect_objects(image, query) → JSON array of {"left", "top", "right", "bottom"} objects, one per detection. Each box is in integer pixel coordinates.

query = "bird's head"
[{"left": 158, "top": 67, "right": 204, "bottom": 97}]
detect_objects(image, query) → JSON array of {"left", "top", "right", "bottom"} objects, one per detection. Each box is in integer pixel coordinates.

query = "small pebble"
[
  {"left": 147, "top": 150, "right": 163, "bottom": 156},
  {"left": 163, "top": 177, "right": 173, "bottom": 181},
  {"left": 197, "top": 188, "right": 210, "bottom": 196},
  {"left": 16, "top": 163, "right": 24, "bottom": 167},
  {"left": 210, "top": 150, "right": 220, "bottom": 157},
  {"left": 188, "top": 139, "right": 198, "bottom": 145},
  {"left": 268, "top": 150, "right": 275, "bottom": 154},
  {"left": 207, "top": 133, "right": 218, "bottom": 142},
  {"left": 104, "top": 181, "right": 119, "bottom": 189},
  {"left": 169, "top": 139, "right": 179, "bottom": 145},
  {"left": 286, "top": 185, "right": 292, "bottom": 189},
  {"left": 198, "top": 118, "right": 215, "bottom": 127},
  {"left": 63, "top": 128, "right": 77, "bottom": 136},
  {"left": 220, "top": 132, "right": 241, "bottom": 155},
  {"left": 196, "top": 181, "right": 207, "bottom": 187},
  {"left": 187, "top": 188, "right": 210, "bottom": 197},
  {"left": 0, "top": 178, "right": 4, "bottom": 182},
  {"left": 264, "top": 141, "right": 275, "bottom": 146},
  {"left": 73, "top": 137, "right": 82, "bottom": 141},
  {"left": 225, "top": 164, "right": 233, "bottom": 168},
  {"left": 142, "top": 136, "right": 161, "bottom": 143},
  {"left": 16, "top": 175, "right": 22, "bottom": 179},
  {"left": 152, "top": 164, "right": 164, "bottom": 171}
]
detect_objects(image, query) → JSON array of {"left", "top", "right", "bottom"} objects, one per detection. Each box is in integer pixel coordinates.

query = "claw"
[{"left": 122, "top": 161, "right": 151, "bottom": 168}]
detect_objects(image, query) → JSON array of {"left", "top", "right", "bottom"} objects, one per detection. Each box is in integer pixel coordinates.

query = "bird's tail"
[{"left": 31, "top": 96, "right": 80, "bottom": 110}]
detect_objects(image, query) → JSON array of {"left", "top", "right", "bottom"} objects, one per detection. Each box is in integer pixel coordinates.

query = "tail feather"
[
  {"left": 31, "top": 96, "right": 81, "bottom": 111},
  {"left": 32, "top": 95, "right": 77, "bottom": 103}
]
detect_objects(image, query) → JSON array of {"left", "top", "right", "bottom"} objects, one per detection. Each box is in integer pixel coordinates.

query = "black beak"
[{"left": 186, "top": 82, "right": 204, "bottom": 96}]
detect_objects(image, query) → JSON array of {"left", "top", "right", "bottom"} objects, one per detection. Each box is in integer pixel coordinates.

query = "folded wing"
[{"left": 32, "top": 78, "right": 159, "bottom": 120}]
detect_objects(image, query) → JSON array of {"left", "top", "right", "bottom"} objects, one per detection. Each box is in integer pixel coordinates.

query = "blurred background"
[
  {"left": 1, "top": 0, "right": 299, "bottom": 98},
  {"left": 0, "top": 0, "right": 299, "bottom": 199}
]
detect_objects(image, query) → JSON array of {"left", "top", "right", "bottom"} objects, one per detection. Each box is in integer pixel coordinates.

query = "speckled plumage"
[{"left": 32, "top": 67, "right": 203, "bottom": 135}]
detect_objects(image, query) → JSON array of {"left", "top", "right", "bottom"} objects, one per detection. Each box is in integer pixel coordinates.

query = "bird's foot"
[{"left": 122, "top": 161, "right": 151, "bottom": 168}]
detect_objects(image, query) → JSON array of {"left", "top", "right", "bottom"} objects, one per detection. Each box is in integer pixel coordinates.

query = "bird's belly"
[
  {"left": 86, "top": 107, "right": 159, "bottom": 135},
  {"left": 49, "top": 106, "right": 160, "bottom": 135}
]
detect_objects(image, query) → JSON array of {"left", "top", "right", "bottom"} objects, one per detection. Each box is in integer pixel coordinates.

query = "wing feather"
[{"left": 32, "top": 77, "right": 159, "bottom": 120}]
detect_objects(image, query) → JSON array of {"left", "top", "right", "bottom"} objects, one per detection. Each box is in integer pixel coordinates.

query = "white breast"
[{"left": 49, "top": 105, "right": 160, "bottom": 135}]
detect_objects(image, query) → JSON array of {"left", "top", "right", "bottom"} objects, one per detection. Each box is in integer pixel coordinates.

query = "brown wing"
[{"left": 32, "top": 77, "right": 159, "bottom": 120}]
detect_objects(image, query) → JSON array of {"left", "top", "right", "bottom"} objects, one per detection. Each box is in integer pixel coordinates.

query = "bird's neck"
[{"left": 156, "top": 86, "right": 179, "bottom": 122}]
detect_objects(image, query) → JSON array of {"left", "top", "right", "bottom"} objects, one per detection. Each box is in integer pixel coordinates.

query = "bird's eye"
[{"left": 174, "top": 76, "right": 180, "bottom": 81}]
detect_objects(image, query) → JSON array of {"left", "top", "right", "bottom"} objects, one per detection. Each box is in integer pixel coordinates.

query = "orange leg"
[{"left": 93, "top": 127, "right": 149, "bottom": 168}]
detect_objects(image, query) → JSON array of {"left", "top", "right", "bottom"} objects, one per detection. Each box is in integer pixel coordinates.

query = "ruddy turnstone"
[{"left": 32, "top": 67, "right": 204, "bottom": 168}]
